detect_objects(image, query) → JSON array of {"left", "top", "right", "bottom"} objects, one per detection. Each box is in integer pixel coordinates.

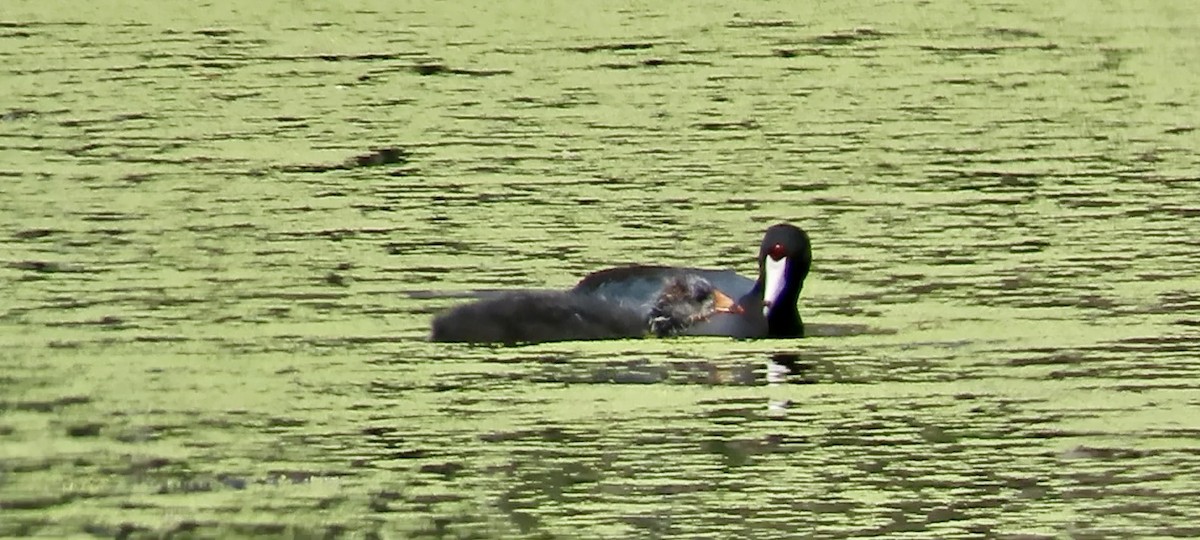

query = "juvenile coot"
[
  {"left": 572, "top": 223, "right": 811, "bottom": 338},
  {"left": 430, "top": 275, "right": 742, "bottom": 344}
]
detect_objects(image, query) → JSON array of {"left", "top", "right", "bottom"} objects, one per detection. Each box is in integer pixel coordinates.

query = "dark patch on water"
[
  {"left": 986, "top": 27, "right": 1044, "bottom": 39},
  {"left": 278, "top": 146, "right": 410, "bottom": 173},
  {"left": 806, "top": 27, "right": 889, "bottom": 46},
  {"left": 726, "top": 17, "right": 797, "bottom": 28},
  {"left": 1, "top": 108, "right": 38, "bottom": 121},
  {"left": 65, "top": 422, "right": 104, "bottom": 437},
  {"left": 408, "top": 62, "right": 513, "bottom": 76},
  {"left": 8, "top": 260, "right": 89, "bottom": 274},
  {"left": 4, "top": 395, "right": 91, "bottom": 412},
  {"left": 567, "top": 41, "right": 660, "bottom": 53},
  {"left": 599, "top": 57, "right": 713, "bottom": 70}
]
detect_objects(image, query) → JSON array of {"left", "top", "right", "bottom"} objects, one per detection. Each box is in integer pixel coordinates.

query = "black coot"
[
  {"left": 572, "top": 223, "right": 811, "bottom": 338},
  {"left": 430, "top": 275, "right": 742, "bottom": 344}
]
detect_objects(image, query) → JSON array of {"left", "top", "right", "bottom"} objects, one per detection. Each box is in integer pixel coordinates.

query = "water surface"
[{"left": 2, "top": 0, "right": 1199, "bottom": 538}]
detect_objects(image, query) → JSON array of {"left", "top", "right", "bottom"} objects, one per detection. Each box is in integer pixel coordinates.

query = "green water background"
[{"left": 2, "top": 0, "right": 1199, "bottom": 537}]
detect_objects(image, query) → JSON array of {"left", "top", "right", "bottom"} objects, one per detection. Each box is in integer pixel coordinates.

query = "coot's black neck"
[
  {"left": 743, "top": 282, "right": 804, "bottom": 338},
  {"left": 758, "top": 261, "right": 808, "bottom": 338},
  {"left": 767, "top": 298, "right": 804, "bottom": 338}
]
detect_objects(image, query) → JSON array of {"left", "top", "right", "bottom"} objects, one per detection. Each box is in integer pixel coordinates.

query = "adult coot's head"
[
  {"left": 649, "top": 275, "right": 743, "bottom": 337},
  {"left": 757, "top": 223, "right": 811, "bottom": 336}
]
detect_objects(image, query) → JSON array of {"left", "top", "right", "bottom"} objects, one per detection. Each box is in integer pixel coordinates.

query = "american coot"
[
  {"left": 572, "top": 223, "right": 811, "bottom": 338},
  {"left": 430, "top": 275, "right": 743, "bottom": 344}
]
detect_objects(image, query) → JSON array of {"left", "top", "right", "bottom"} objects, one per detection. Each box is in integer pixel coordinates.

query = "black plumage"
[{"left": 430, "top": 275, "right": 739, "bottom": 345}]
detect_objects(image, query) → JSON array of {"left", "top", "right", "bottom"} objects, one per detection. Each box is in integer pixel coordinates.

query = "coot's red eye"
[{"left": 768, "top": 243, "right": 787, "bottom": 261}]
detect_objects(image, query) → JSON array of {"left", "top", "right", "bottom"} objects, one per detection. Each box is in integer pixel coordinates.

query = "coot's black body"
[
  {"left": 573, "top": 223, "right": 811, "bottom": 338},
  {"left": 430, "top": 275, "right": 739, "bottom": 345}
]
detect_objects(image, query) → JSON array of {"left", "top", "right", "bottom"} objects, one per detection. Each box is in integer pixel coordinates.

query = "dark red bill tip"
[{"left": 767, "top": 243, "right": 787, "bottom": 261}]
